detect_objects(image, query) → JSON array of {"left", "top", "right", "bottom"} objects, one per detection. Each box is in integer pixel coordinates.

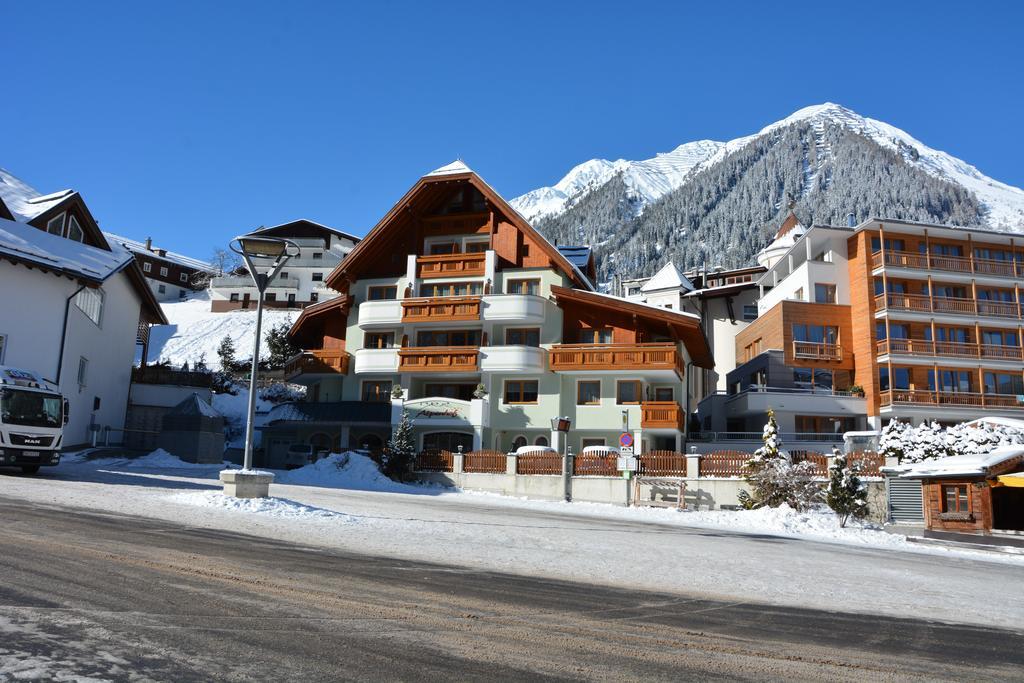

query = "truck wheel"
[{"left": 20, "top": 465, "right": 40, "bottom": 475}]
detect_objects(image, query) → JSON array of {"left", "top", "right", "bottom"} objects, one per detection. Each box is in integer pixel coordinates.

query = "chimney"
[
  {"left": 846, "top": 213, "right": 856, "bottom": 228},
  {"left": 145, "top": 236, "right": 153, "bottom": 251}
]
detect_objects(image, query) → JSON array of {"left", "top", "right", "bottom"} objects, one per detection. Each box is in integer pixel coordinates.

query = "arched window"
[
  {"left": 511, "top": 435, "right": 528, "bottom": 451},
  {"left": 534, "top": 435, "right": 549, "bottom": 447}
]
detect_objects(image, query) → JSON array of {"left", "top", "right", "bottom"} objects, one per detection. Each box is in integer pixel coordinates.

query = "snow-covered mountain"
[{"left": 513, "top": 103, "right": 1024, "bottom": 232}]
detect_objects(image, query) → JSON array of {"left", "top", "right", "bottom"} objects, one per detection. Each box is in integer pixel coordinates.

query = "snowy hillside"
[
  {"left": 514, "top": 103, "right": 1024, "bottom": 231},
  {"left": 511, "top": 140, "right": 723, "bottom": 220},
  {"left": 148, "top": 292, "right": 298, "bottom": 369}
]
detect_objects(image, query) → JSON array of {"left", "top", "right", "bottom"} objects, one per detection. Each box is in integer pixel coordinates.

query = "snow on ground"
[
  {"left": 147, "top": 291, "right": 298, "bottom": 368},
  {"left": 5, "top": 450, "right": 1024, "bottom": 629}
]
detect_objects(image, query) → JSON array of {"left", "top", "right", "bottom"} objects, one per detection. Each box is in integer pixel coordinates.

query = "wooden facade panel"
[
  {"left": 922, "top": 480, "right": 992, "bottom": 532},
  {"left": 734, "top": 301, "right": 853, "bottom": 369},
  {"left": 848, "top": 230, "right": 881, "bottom": 414}
]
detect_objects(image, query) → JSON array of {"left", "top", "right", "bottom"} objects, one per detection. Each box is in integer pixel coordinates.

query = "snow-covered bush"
[
  {"left": 383, "top": 411, "right": 416, "bottom": 480},
  {"left": 258, "top": 382, "right": 306, "bottom": 404},
  {"left": 739, "top": 410, "right": 819, "bottom": 511},
  {"left": 881, "top": 418, "right": 1024, "bottom": 463},
  {"left": 825, "top": 449, "right": 868, "bottom": 527},
  {"left": 878, "top": 419, "right": 909, "bottom": 461}
]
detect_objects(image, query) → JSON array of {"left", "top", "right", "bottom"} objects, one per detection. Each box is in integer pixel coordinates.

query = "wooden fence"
[
  {"left": 573, "top": 453, "right": 618, "bottom": 476},
  {"left": 463, "top": 450, "right": 507, "bottom": 474},
  {"left": 516, "top": 452, "right": 562, "bottom": 475},
  {"left": 700, "top": 451, "right": 751, "bottom": 477},
  {"left": 414, "top": 450, "right": 453, "bottom": 472},
  {"left": 637, "top": 451, "right": 687, "bottom": 476},
  {"left": 789, "top": 450, "right": 830, "bottom": 476}
]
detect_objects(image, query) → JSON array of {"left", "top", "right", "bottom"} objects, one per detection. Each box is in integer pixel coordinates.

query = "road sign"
[
  {"left": 617, "top": 455, "right": 638, "bottom": 471},
  {"left": 619, "top": 446, "right": 634, "bottom": 456},
  {"left": 619, "top": 432, "right": 633, "bottom": 448}
]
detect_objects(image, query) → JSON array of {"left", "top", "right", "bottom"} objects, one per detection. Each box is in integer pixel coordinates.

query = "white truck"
[{"left": 0, "top": 366, "right": 67, "bottom": 474}]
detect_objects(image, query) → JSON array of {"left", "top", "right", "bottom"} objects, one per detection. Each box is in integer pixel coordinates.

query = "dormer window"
[
  {"left": 46, "top": 214, "right": 65, "bottom": 236},
  {"left": 67, "top": 216, "right": 84, "bottom": 242}
]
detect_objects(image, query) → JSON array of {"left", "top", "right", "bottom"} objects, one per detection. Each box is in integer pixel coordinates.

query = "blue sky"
[{"left": 3, "top": 1, "right": 1022, "bottom": 258}]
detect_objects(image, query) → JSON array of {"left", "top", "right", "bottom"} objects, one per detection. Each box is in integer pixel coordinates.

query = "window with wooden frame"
[
  {"left": 616, "top": 380, "right": 641, "bottom": 404},
  {"left": 160, "top": 266, "right": 169, "bottom": 277},
  {"left": 421, "top": 281, "right": 482, "bottom": 297},
  {"left": 66, "top": 216, "right": 84, "bottom": 242},
  {"left": 505, "top": 328, "right": 540, "bottom": 347},
  {"left": 424, "top": 383, "right": 476, "bottom": 400},
  {"left": 504, "top": 380, "right": 539, "bottom": 404},
  {"left": 361, "top": 381, "right": 392, "bottom": 402},
  {"left": 364, "top": 332, "right": 394, "bottom": 349},
  {"left": 416, "top": 329, "right": 481, "bottom": 347},
  {"left": 507, "top": 278, "right": 540, "bottom": 296},
  {"left": 429, "top": 242, "right": 457, "bottom": 255},
  {"left": 367, "top": 285, "right": 398, "bottom": 301},
  {"left": 143, "top": 262, "right": 152, "bottom": 273},
  {"left": 464, "top": 240, "right": 489, "bottom": 253},
  {"left": 654, "top": 387, "right": 674, "bottom": 402},
  {"left": 579, "top": 327, "right": 613, "bottom": 344},
  {"left": 942, "top": 484, "right": 969, "bottom": 513},
  {"left": 577, "top": 380, "right": 601, "bottom": 405},
  {"left": 180, "top": 272, "right": 188, "bottom": 282}
]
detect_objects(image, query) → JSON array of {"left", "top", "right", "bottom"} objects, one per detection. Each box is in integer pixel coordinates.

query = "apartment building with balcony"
[
  {"left": 280, "top": 161, "right": 713, "bottom": 461},
  {"left": 705, "top": 213, "right": 1024, "bottom": 437},
  {"left": 209, "top": 219, "right": 359, "bottom": 311}
]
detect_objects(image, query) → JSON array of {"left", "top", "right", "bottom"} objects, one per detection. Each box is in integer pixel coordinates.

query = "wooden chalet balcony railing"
[
  {"left": 416, "top": 253, "right": 486, "bottom": 279},
  {"left": 401, "top": 296, "right": 481, "bottom": 323},
  {"left": 880, "top": 389, "right": 1024, "bottom": 410},
  {"left": 398, "top": 346, "right": 479, "bottom": 372},
  {"left": 792, "top": 341, "right": 842, "bottom": 361},
  {"left": 640, "top": 401, "right": 684, "bottom": 430},
  {"left": 872, "top": 250, "right": 1023, "bottom": 279},
  {"left": 548, "top": 343, "right": 684, "bottom": 377},
  {"left": 875, "top": 293, "right": 1022, "bottom": 319},
  {"left": 283, "top": 349, "right": 350, "bottom": 380},
  {"left": 876, "top": 338, "right": 1024, "bottom": 361}
]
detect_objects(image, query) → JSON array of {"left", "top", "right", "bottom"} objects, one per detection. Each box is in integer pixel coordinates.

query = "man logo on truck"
[{"left": 0, "top": 366, "right": 67, "bottom": 474}]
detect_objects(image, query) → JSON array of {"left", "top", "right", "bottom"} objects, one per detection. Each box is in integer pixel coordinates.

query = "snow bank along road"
[{"left": 2, "top": 498, "right": 1023, "bottom": 682}]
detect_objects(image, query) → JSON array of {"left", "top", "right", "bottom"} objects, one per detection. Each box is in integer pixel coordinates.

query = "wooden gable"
[{"left": 27, "top": 193, "right": 110, "bottom": 251}]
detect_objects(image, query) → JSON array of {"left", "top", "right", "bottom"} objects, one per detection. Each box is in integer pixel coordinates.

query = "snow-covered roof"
[
  {"left": 557, "top": 245, "right": 592, "bottom": 269},
  {"left": 963, "top": 416, "right": 1024, "bottom": 431},
  {"left": 565, "top": 286, "right": 702, "bottom": 322},
  {"left": 169, "top": 393, "right": 222, "bottom": 418},
  {"left": 425, "top": 160, "right": 474, "bottom": 177},
  {"left": 641, "top": 262, "right": 694, "bottom": 293},
  {"left": 104, "top": 232, "right": 215, "bottom": 272},
  {"left": 899, "top": 446, "right": 1024, "bottom": 479},
  {"left": 0, "top": 216, "right": 133, "bottom": 283},
  {"left": 0, "top": 168, "right": 74, "bottom": 222}
]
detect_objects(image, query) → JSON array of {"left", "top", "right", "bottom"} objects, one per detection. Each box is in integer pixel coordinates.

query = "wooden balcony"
[
  {"left": 792, "top": 341, "right": 842, "bottom": 361},
  {"left": 640, "top": 401, "right": 684, "bottom": 430},
  {"left": 401, "top": 296, "right": 481, "bottom": 323},
  {"left": 880, "top": 389, "right": 1024, "bottom": 410},
  {"left": 548, "top": 343, "right": 684, "bottom": 377},
  {"left": 871, "top": 250, "right": 1022, "bottom": 279},
  {"left": 398, "top": 346, "right": 479, "bottom": 372},
  {"left": 875, "top": 293, "right": 1022, "bottom": 319},
  {"left": 283, "top": 349, "right": 350, "bottom": 380},
  {"left": 416, "top": 253, "right": 486, "bottom": 279},
  {"left": 876, "top": 338, "right": 1024, "bottom": 361}
]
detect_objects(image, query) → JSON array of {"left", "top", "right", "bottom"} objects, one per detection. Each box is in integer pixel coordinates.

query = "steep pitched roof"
[
  {"left": 0, "top": 168, "right": 74, "bottom": 222},
  {"left": 640, "top": 262, "right": 694, "bottom": 293},
  {"left": 774, "top": 210, "right": 804, "bottom": 240},
  {"left": 168, "top": 392, "right": 222, "bottom": 418},
  {"left": 249, "top": 218, "right": 361, "bottom": 244},
  {"left": 326, "top": 162, "right": 593, "bottom": 291},
  {"left": 105, "top": 232, "right": 216, "bottom": 272}
]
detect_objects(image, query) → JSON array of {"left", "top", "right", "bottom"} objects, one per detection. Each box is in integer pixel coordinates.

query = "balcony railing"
[
  {"left": 416, "top": 253, "right": 486, "bottom": 279},
  {"left": 211, "top": 275, "right": 301, "bottom": 289},
  {"left": 640, "top": 401, "right": 684, "bottom": 430},
  {"left": 283, "top": 349, "right": 350, "bottom": 380},
  {"left": 548, "top": 343, "right": 684, "bottom": 377},
  {"left": 877, "top": 338, "right": 1024, "bottom": 361},
  {"left": 875, "top": 293, "right": 1021, "bottom": 319},
  {"left": 401, "top": 296, "right": 481, "bottom": 323},
  {"left": 398, "top": 346, "right": 479, "bottom": 372},
  {"left": 872, "top": 250, "right": 1023, "bottom": 279},
  {"left": 792, "top": 341, "right": 842, "bottom": 361},
  {"left": 880, "top": 389, "right": 1024, "bottom": 410}
]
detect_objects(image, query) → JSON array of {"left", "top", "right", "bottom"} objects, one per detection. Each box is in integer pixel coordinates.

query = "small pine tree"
[
  {"left": 740, "top": 409, "right": 818, "bottom": 510},
  {"left": 825, "top": 449, "right": 868, "bottom": 527},
  {"left": 217, "top": 335, "right": 237, "bottom": 371},
  {"left": 382, "top": 411, "right": 415, "bottom": 481},
  {"left": 265, "top": 323, "right": 300, "bottom": 369}
]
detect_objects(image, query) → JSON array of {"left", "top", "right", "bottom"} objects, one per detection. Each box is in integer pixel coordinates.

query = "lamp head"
[{"left": 233, "top": 236, "right": 295, "bottom": 259}]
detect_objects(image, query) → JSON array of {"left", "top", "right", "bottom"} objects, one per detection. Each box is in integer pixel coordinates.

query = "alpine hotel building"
[{"left": 283, "top": 162, "right": 712, "bottom": 458}]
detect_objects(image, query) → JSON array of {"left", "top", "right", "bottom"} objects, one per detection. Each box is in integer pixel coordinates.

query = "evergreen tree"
[
  {"left": 216, "top": 335, "right": 236, "bottom": 371},
  {"left": 878, "top": 419, "right": 909, "bottom": 463},
  {"left": 382, "top": 411, "right": 416, "bottom": 481},
  {"left": 739, "top": 409, "right": 818, "bottom": 510},
  {"left": 265, "top": 323, "right": 300, "bottom": 369},
  {"left": 825, "top": 449, "right": 868, "bottom": 527}
]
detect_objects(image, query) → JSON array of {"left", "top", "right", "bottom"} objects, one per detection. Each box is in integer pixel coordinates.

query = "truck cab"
[{"left": 0, "top": 367, "right": 67, "bottom": 474}]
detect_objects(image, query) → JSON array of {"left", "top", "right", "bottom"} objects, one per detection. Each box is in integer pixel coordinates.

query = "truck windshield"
[{"left": 0, "top": 389, "right": 62, "bottom": 428}]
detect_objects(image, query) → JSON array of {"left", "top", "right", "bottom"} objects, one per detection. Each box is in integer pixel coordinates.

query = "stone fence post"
[
  {"left": 686, "top": 452, "right": 702, "bottom": 479},
  {"left": 452, "top": 450, "right": 465, "bottom": 474},
  {"left": 505, "top": 454, "right": 517, "bottom": 476}
]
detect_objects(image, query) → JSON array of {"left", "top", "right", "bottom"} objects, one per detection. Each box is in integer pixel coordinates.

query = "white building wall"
[{"left": 0, "top": 262, "right": 143, "bottom": 446}]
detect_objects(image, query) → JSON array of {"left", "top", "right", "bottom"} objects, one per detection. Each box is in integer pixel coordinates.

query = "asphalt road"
[{"left": 1, "top": 498, "right": 1022, "bottom": 682}]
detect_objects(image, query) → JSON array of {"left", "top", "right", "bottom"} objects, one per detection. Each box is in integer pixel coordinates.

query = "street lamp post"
[{"left": 217, "top": 235, "right": 299, "bottom": 499}]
